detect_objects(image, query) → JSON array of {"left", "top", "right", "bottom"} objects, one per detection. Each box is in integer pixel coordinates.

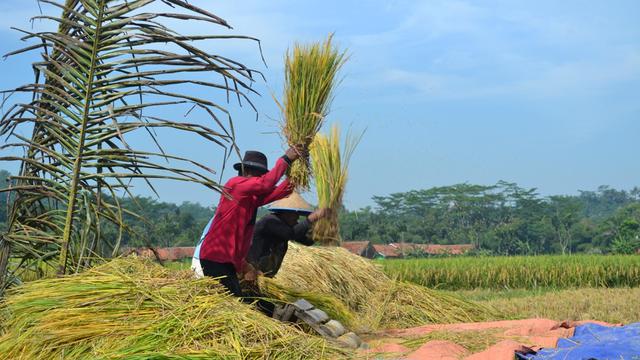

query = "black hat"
[{"left": 233, "top": 151, "right": 268, "bottom": 173}]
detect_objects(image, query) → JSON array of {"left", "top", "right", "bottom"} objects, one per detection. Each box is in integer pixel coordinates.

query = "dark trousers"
[
  {"left": 199, "top": 259, "right": 275, "bottom": 316},
  {"left": 200, "top": 259, "right": 242, "bottom": 297}
]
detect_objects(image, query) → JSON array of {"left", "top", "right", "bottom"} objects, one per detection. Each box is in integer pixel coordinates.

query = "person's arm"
[
  {"left": 293, "top": 208, "right": 329, "bottom": 246},
  {"left": 233, "top": 156, "right": 291, "bottom": 196},
  {"left": 292, "top": 219, "right": 314, "bottom": 246},
  {"left": 263, "top": 215, "right": 314, "bottom": 245},
  {"left": 260, "top": 178, "right": 294, "bottom": 206},
  {"left": 233, "top": 146, "right": 302, "bottom": 196}
]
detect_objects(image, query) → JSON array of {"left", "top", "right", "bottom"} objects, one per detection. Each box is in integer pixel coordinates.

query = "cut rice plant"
[
  {"left": 256, "top": 277, "right": 356, "bottom": 328},
  {"left": 367, "top": 281, "right": 496, "bottom": 330},
  {"left": 0, "top": 258, "right": 348, "bottom": 360},
  {"left": 310, "top": 125, "right": 361, "bottom": 245},
  {"left": 400, "top": 328, "right": 505, "bottom": 353},
  {"left": 260, "top": 244, "right": 498, "bottom": 332},
  {"left": 281, "top": 34, "right": 347, "bottom": 190},
  {"left": 268, "top": 244, "right": 385, "bottom": 312}
]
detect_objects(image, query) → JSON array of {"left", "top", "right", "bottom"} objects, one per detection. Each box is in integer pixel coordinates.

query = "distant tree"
[
  {"left": 549, "top": 196, "right": 582, "bottom": 254},
  {"left": 610, "top": 219, "right": 640, "bottom": 254},
  {"left": 339, "top": 182, "right": 640, "bottom": 255},
  {"left": 578, "top": 186, "right": 635, "bottom": 219}
]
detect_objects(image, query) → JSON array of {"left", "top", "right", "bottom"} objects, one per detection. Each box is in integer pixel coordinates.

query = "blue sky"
[{"left": 0, "top": 0, "right": 639, "bottom": 210}]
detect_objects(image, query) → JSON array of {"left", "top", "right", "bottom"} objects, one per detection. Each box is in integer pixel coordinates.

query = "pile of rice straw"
[
  {"left": 258, "top": 244, "right": 498, "bottom": 332},
  {"left": 310, "top": 125, "right": 360, "bottom": 245},
  {"left": 281, "top": 34, "right": 347, "bottom": 190},
  {"left": 0, "top": 258, "right": 348, "bottom": 360}
]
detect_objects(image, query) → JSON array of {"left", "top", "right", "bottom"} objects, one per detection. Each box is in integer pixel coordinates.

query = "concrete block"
[
  {"left": 298, "top": 308, "right": 329, "bottom": 324},
  {"left": 291, "top": 299, "right": 314, "bottom": 311},
  {"left": 336, "top": 332, "right": 362, "bottom": 349},
  {"left": 319, "top": 319, "right": 346, "bottom": 338}
]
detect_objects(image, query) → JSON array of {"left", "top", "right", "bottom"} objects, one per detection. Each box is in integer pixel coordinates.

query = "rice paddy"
[{"left": 378, "top": 254, "right": 640, "bottom": 290}]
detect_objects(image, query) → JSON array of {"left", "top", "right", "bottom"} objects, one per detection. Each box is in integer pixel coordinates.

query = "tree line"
[
  {"left": 340, "top": 181, "right": 640, "bottom": 255},
  {"left": 1, "top": 170, "right": 639, "bottom": 255}
]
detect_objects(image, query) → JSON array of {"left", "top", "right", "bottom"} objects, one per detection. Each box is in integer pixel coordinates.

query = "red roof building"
[
  {"left": 371, "top": 243, "right": 475, "bottom": 258},
  {"left": 372, "top": 244, "right": 403, "bottom": 258},
  {"left": 123, "top": 242, "right": 475, "bottom": 261},
  {"left": 341, "top": 241, "right": 378, "bottom": 259}
]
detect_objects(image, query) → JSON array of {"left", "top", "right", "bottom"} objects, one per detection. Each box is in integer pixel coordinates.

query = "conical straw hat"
[{"left": 268, "top": 192, "right": 314, "bottom": 214}]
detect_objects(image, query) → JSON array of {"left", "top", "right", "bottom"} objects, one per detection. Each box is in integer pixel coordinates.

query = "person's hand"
[
  {"left": 308, "top": 208, "right": 330, "bottom": 223},
  {"left": 242, "top": 263, "right": 261, "bottom": 282},
  {"left": 243, "top": 269, "right": 258, "bottom": 282},
  {"left": 285, "top": 145, "right": 306, "bottom": 162}
]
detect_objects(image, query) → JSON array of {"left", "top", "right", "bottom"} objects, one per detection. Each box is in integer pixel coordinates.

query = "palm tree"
[{"left": 0, "top": 0, "right": 262, "bottom": 292}]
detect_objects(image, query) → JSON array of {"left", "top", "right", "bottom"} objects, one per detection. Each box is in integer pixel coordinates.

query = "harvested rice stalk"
[
  {"left": 366, "top": 281, "right": 498, "bottom": 330},
  {"left": 310, "top": 125, "right": 360, "bottom": 245},
  {"left": 0, "top": 258, "right": 349, "bottom": 360},
  {"left": 262, "top": 244, "right": 499, "bottom": 332},
  {"left": 256, "top": 277, "right": 356, "bottom": 328},
  {"left": 281, "top": 34, "right": 347, "bottom": 190},
  {"left": 270, "top": 244, "right": 386, "bottom": 312}
]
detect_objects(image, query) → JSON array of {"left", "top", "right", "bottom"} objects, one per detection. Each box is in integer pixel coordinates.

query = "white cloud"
[
  {"left": 342, "top": 0, "right": 640, "bottom": 102},
  {"left": 375, "top": 47, "right": 640, "bottom": 101}
]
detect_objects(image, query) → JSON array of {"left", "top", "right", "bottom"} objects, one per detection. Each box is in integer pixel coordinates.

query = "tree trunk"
[{"left": 0, "top": 236, "right": 10, "bottom": 296}]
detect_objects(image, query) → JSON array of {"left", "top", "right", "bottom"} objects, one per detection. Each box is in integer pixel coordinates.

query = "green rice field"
[{"left": 377, "top": 255, "right": 640, "bottom": 290}]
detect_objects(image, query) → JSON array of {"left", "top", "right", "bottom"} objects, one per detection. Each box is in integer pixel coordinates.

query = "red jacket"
[{"left": 199, "top": 156, "right": 293, "bottom": 272}]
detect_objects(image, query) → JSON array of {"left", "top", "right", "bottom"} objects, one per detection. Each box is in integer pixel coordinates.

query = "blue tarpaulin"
[{"left": 519, "top": 322, "right": 640, "bottom": 360}]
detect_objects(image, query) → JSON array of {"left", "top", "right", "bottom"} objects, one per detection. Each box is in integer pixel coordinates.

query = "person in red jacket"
[{"left": 199, "top": 148, "right": 300, "bottom": 296}]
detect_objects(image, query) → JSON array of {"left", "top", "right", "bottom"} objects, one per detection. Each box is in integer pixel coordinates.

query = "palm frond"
[{"left": 0, "top": 0, "right": 261, "bottom": 290}]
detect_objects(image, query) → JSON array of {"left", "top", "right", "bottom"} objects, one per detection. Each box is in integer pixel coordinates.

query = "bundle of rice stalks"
[
  {"left": 281, "top": 34, "right": 347, "bottom": 190},
  {"left": 257, "top": 277, "right": 356, "bottom": 328},
  {"left": 268, "top": 244, "right": 386, "bottom": 312},
  {"left": 0, "top": 258, "right": 348, "bottom": 360},
  {"left": 260, "top": 244, "right": 498, "bottom": 332},
  {"left": 310, "top": 125, "right": 360, "bottom": 245},
  {"left": 366, "top": 282, "right": 496, "bottom": 330}
]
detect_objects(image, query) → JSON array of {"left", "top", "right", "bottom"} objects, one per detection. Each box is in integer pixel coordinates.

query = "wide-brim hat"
[
  {"left": 233, "top": 150, "right": 268, "bottom": 173},
  {"left": 268, "top": 192, "right": 314, "bottom": 214}
]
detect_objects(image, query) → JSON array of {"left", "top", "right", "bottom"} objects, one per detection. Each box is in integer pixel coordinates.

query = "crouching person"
[{"left": 246, "top": 192, "right": 328, "bottom": 277}]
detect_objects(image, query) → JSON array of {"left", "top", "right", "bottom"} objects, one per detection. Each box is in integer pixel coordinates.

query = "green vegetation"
[
  {"left": 340, "top": 182, "right": 640, "bottom": 255},
  {"left": 379, "top": 255, "right": 640, "bottom": 290},
  {"left": 3, "top": 167, "right": 639, "bottom": 255}
]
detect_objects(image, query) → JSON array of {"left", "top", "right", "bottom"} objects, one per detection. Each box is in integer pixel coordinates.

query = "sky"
[{"left": 0, "top": 0, "right": 639, "bottom": 210}]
